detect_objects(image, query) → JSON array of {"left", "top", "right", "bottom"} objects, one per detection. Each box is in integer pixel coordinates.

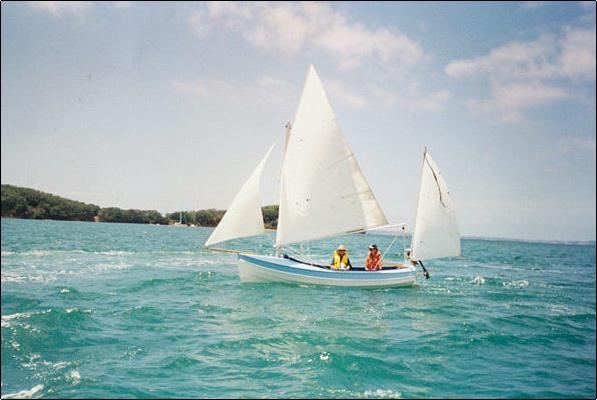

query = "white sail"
[
  {"left": 205, "top": 144, "right": 274, "bottom": 247},
  {"left": 411, "top": 149, "right": 460, "bottom": 261},
  {"left": 276, "top": 65, "right": 388, "bottom": 248}
]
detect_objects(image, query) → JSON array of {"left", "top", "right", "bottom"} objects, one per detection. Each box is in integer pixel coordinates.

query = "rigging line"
[
  {"left": 340, "top": 189, "right": 374, "bottom": 200},
  {"left": 382, "top": 232, "right": 401, "bottom": 260},
  {"left": 401, "top": 226, "right": 407, "bottom": 257},
  {"left": 425, "top": 155, "right": 447, "bottom": 208}
]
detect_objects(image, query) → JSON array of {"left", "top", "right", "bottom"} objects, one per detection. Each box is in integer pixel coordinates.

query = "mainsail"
[
  {"left": 411, "top": 149, "right": 461, "bottom": 261},
  {"left": 275, "top": 65, "right": 388, "bottom": 248},
  {"left": 204, "top": 145, "right": 274, "bottom": 247}
]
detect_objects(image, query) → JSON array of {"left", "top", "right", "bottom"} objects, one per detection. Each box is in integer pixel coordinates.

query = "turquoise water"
[{"left": 1, "top": 218, "right": 595, "bottom": 399}]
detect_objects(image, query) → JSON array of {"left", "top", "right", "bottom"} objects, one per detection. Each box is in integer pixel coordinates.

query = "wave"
[
  {"left": 1, "top": 271, "right": 28, "bottom": 283},
  {"left": 502, "top": 280, "right": 529, "bottom": 289},
  {"left": 90, "top": 262, "right": 130, "bottom": 273},
  {"left": 325, "top": 388, "right": 402, "bottom": 399},
  {"left": 125, "top": 276, "right": 192, "bottom": 293},
  {"left": 2, "top": 308, "right": 93, "bottom": 331},
  {"left": 1, "top": 309, "right": 52, "bottom": 328},
  {"left": 2, "top": 384, "right": 44, "bottom": 399},
  {"left": 1, "top": 249, "right": 134, "bottom": 257},
  {"left": 1, "top": 267, "right": 125, "bottom": 285},
  {"left": 363, "top": 389, "right": 403, "bottom": 399},
  {"left": 66, "top": 369, "right": 81, "bottom": 384}
]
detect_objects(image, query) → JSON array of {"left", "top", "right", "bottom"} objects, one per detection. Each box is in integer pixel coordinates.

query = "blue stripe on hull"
[{"left": 238, "top": 254, "right": 416, "bottom": 281}]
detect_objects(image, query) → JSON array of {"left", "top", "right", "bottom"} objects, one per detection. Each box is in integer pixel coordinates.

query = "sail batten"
[
  {"left": 411, "top": 150, "right": 461, "bottom": 261},
  {"left": 275, "top": 65, "right": 388, "bottom": 248},
  {"left": 204, "top": 144, "right": 274, "bottom": 247}
]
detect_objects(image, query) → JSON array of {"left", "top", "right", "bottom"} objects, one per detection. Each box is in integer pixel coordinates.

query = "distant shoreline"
[
  {"left": 460, "top": 234, "right": 596, "bottom": 246},
  {"left": 2, "top": 184, "right": 594, "bottom": 244},
  {"left": 1, "top": 184, "right": 278, "bottom": 229}
]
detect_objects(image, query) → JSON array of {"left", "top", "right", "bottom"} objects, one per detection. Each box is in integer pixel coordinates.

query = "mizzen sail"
[{"left": 411, "top": 149, "right": 461, "bottom": 261}]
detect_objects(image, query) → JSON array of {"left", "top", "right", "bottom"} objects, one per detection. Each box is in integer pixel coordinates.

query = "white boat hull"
[{"left": 238, "top": 254, "right": 416, "bottom": 288}]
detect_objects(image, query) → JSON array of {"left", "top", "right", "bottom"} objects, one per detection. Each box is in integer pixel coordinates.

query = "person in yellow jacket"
[{"left": 330, "top": 244, "right": 352, "bottom": 270}]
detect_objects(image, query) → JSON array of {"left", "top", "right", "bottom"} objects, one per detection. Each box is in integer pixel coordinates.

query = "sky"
[{"left": 1, "top": 1, "right": 595, "bottom": 242}]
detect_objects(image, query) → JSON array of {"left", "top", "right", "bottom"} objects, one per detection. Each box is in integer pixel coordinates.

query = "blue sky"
[{"left": 1, "top": 1, "right": 595, "bottom": 241}]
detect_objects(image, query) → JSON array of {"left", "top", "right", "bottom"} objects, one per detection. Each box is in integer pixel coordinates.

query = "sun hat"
[{"left": 337, "top": 244, "right": 347, "bottom": 251}]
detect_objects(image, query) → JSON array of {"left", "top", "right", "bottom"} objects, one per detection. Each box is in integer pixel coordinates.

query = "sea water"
[{"left": 1, "top": 218, "right": 595, "bottom": 398}]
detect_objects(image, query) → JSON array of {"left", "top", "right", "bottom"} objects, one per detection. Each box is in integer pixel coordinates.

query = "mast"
[
  {"left": 275, "top": 121, "right": 292, "bottom": 257},
  {"left": 410, "top": 146, "right": 427, "bottom": 256}
]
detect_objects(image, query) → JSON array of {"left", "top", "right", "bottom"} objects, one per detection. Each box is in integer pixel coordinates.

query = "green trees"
[
  {"left": 262, "top": 205, "right": 278, "bottom": 229},
  {"left": 165, "top": 206, "right": 278, "bottom": 227},
  {"left": 97, "top": 208, "right": 168, "bottom": 224},
  {"left": 1, "top": 185, "right": 280, "bottom": 227},
  {"left": 164, "top": 209, "right": 225, "bottom": 226},
  {"left": 1, "top": 184, "right": 99, "bottom": 221}
]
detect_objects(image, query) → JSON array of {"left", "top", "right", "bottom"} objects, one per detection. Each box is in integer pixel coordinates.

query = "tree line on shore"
[{"left": 1, "top": 184, "right": 278, "bottom": 228}]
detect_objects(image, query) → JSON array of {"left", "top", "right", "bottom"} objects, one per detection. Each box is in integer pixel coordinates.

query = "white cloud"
[
  {"left": 446, "top": 27, "right": 596, "bottom": 82},
  {"left": 207, "top": 1, "right": 252, "bottom": 19},
  {"left": 171, "top": 73, "right": 449, "bottom": 113},
  {"left": 188, "top": 2, "right": 424, "bottom": 71},
  {"left": 325, "top": 80, "right": 368, "bottom": 109},
  {"left": 490, "top": 82, "right": 569, "bottom": 109},
  {"left": 189, "top": 10, "right": 209, "bottom": 37},
  {"left": 29, "top": 1, "right": 133, "bottom": 16},
  {"left": 446, "top": 25, "right": 595, "bottom": 122},
  {"left": 248, "top": 4, "right": 311, "bottom": 55},
  {"left": 467, "top": 82, "right": 570, "bottom": 123},
  {"left": 558, "top": 26, "right": 597, "bottom": 81},
  {"left": 29, "top": 1, "right": 91, "bottom": 17},
  {"left": 370, "top": 82, "right": 451, "bottom": 113},
  {"left": 255, "top": 75, "right": 296, "bottom": 104}
]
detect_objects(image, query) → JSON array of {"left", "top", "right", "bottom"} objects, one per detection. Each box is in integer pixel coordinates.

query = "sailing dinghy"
[{"left": 204, "top": 65, "right": 460, "bottom": 288}]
